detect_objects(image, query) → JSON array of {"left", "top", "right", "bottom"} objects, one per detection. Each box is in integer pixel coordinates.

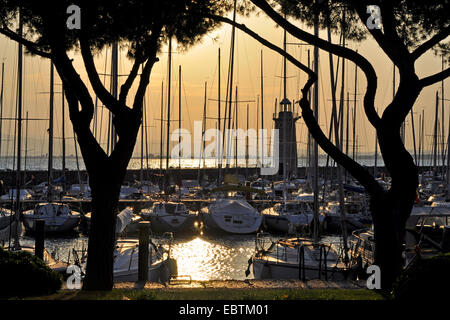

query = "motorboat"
[
  {"left": 140, "top": 201, "right": 199, "bottom": 235},
  {"left": 22, "top": 203, "right": 80, "bottom": 233},
  {"left": 250, "top": 235, "right": 352, "bottom": 280},
  {"left": 201, "top": 197, "right": 262, "bottom": 234}
]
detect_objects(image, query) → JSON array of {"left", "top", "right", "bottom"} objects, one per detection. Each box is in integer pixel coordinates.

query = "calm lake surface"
[{"left": 15, "top": 233, "right": 343, "bottom": 280}]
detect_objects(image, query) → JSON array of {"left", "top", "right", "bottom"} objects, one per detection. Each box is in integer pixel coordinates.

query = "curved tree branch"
[
  {"left": 250, "top": 0, "right": 381, "bottom": 129},
  {"left": 118, "top": 58, "right": 142, "bottom": 105},
  {"left": 418, "top": 67, "right": 450, "bottom": 88},
  {"left": 132, "top": 25, "right": 162, "bottom": 111},
  {"left": 0, "top": 26, "right": 51, "bottom": 59},
  {"left": 79, "top": 37, "right": 123, "bottom": 115},
  {"left": 351, "top": 0, "right": 412, "bottom": 68},
  {"left": 411, "top": 26, "right": 450, "bottom": 61},
  {"left": 51, "top": 45, "right": 94, "bottom": 124}
]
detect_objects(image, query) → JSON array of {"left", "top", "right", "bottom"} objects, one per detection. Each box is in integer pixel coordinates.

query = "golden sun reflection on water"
[{"left": 169, "top": 236, "right": 256, "bottom": 281}]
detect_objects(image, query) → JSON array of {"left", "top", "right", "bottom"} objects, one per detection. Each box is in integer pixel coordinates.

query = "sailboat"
[
  {"left": 250, "top": 236, "right": 352, "bottom": 280},
  {"left": 200, "top": 181, "right": 263, "bottom": 235},
  {"left": 201, "top": 196, "right": 263, "bottom": 235},
  {"left": 140, "top": 201, "right": 199, "bottom": 235},
  {"left": 22, "top": 62, "right": 80, "bottom": 234}
]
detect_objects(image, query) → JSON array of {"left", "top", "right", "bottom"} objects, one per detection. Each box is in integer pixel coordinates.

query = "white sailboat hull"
[
  {"left": 114, "top": 259, "right": 171, "bottom": 283},
  {"left": 22, "top": 215, "right": 80, "bottom": 233},
  {"left": 252, "top": 258, "right": 348, "bottom": 281},
  {"left": 202, "top": 211, "right": 262, "bottom": 234},
  {"left": 147, "top": 214, "right": 198, "bottom": 234}
]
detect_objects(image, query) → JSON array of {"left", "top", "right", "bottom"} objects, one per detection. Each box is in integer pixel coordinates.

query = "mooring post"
[
  {"left": 138, "top": 221, "right": 151, "bottom": 282},
  {"left": 35, "top": 219, "right": 45, "bottom": 260}
]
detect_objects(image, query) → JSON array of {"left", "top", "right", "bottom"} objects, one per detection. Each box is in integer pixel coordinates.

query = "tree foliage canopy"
[
  {"left": 272, "top": 0, "right": 450, "bottom": 58},
  {"left": 0, "top": 0, "right": 236, "bottom": 59}
]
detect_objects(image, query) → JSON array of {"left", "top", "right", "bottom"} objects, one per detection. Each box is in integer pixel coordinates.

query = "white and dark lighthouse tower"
[{"left": 274, "top": 98, "right": 300, "bottom": 179}]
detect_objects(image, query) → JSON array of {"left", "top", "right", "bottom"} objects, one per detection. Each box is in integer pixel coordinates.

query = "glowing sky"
[{"left": 0, "top": 11, "right": 447, "bottom": 161}]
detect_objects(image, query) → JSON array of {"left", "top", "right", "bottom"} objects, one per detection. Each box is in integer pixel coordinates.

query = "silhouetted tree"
[
  {"left": 213, "top": 0, "right": 450, "bottom": 290},
  {"left": 0, "top": 0, "right": 233, "bottom": 290}
]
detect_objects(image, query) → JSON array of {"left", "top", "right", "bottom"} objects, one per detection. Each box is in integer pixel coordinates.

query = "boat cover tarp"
[
  {"left": 211, "top": 199, "right": 257, "bottom": 215},
  {"left": 343, "top": 184, "right": 366, "bottom": 194},
  {"left": 116, "top": 207, "right": 134, "bottom": 234}
]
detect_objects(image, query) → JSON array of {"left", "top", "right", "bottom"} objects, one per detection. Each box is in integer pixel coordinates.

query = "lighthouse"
[{"left": 274, "top": 98, "right": 300, "bottom": 179}]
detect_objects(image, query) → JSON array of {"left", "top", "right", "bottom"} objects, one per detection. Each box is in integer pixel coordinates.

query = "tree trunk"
[
  {"left": 79, "top": 113, "right": 140, "bottom": 291},
  {"left": 370, "top": 191, "right": 406, "bottom": 291},
  {"left": 371, "top": 82, "right": 420, "bottom": 291},
  {"left": 82, "top": 160, "right": 122, "bottom": 290}
]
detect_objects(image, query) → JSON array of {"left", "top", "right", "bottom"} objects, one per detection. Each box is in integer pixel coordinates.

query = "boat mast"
[
  {"left": 197, "top": 82, "right": 207, "bottom": 183},
  {"left": 225, "top": 0, "right": 237, "bottom": 172},
  {"left": 165, "top": 37, "right": 172, "bottom": 196},
  {"left": 434, "top": 91, "right": 439, "bottom": 176},
  {"left": 411, "top": 109, "right": 417, "bottom": 165},
  {"left": 234, "top": 86, "right": 238, "bottom": 175},
  {"left": 312, "top": 6, "right": 320, "bottom": 242},
  {"left": 24, "top": 112, "right": 28, "bottom": 185},
  {"left": 0, "top": 62, "right": 4, "bottom": 161},
  {"left": 260, "top": 50, "right": 264, "bottom": 173},
  {"left": 246, "top": 103, "right": 249, "bottom": 172},
  {"left": 217, "top": 48, "right": 222, "bottom": 184},
  {"left": 48, "top": 62, "right": 54, "bottom": 200},
  {"left": 62, "top": 86, "right": 66, "bottom": 192},
  {"left": 13, "top": 11, "right": 23, "bottom": 250},
  {"left": 178, "top": 65, "right": 182, "bottom": 172},
  {"left": 353, "top": 57, "right": 357, "bottom": 160},
  {"left": 442, "top": 55, "right": 446, "bottom": 180},
  {"left": 334, "top": 8, "right": 348, "bottom": 256},
  {"left": 144, "top": 96, "right": 150, "bottom": 179},
  {"left": 140, "top": 95, "right": 144, "bottom": 183},
  {"left": 282, "top": 21, "right": 288, "bottom": 209},
  {"left": 160, "top": 81, "right": 164, "bottom": 175},
  {"left": 111, "top": 42, "right": 118, "bottom": 150}
]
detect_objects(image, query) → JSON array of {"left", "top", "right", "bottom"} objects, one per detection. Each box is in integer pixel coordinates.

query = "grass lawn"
[{"left": 24, "top": 288, "right": 386, "bottom": 300}]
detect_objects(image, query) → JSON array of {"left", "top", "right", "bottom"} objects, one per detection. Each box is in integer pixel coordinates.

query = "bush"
[
  {"left": 0, "top": 247, "right": 62, "bottom": 298},
  {"left": 393, "top": 253, "right": 450, "bottom": 300}
]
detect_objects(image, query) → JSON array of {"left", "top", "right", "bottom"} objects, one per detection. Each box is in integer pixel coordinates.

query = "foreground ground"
[{"left": 26, "top": 280, "right": 385, "bottom": 300}]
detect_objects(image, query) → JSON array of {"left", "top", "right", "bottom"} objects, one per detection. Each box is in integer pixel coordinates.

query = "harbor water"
[{"left": 14, "top": 233, "right": 342, "bottom": 280}]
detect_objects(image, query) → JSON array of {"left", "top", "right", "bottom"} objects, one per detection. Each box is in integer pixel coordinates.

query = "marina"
[{"left": 0, "top": 0, "right": 448, "bottom": 305}]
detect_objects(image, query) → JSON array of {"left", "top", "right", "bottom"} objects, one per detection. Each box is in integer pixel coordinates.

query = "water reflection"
[
  {"left": 15, "top": 233, "right": 342, "bottom": 281},
  {"left": 169, "top": 235, "right": 256, "bottom": 280}
]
